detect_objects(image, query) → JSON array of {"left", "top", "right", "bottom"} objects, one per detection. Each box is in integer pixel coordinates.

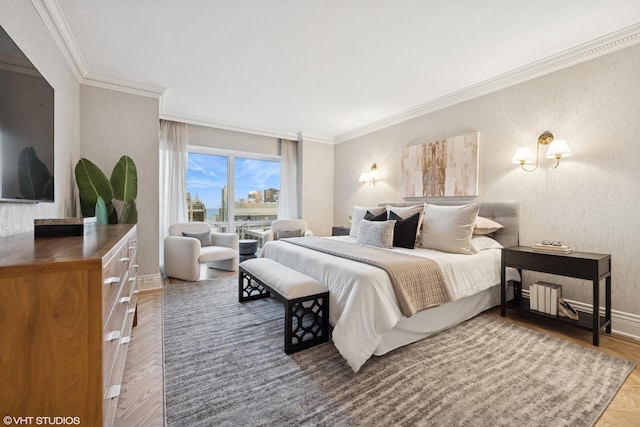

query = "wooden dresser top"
[{"left": 0, "top": 224, "right": 135, "bottom": 270}]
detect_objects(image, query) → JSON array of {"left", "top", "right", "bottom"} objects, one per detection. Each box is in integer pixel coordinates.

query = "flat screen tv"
[{"left": 0, "top": 24, "right": 54, "bottom": 203}]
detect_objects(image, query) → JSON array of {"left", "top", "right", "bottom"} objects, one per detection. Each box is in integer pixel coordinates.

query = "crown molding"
[
  {"left": 334, "top": 22, "right": 640, "bottom": 144},
  {"left": 160, "top": 109, "right": 334, "bottom": 145},
  {"left": 82, "top": 72, "right": 165, "bottom": 98},
  {"left": 34, "top": 1, "right": 640, "bottom": 145},
  {"left": 31, "top": 0, "right": 87, "bottom": 81},
  {"left": 33, "top": 0, "right": 166, "bottom": 98}
]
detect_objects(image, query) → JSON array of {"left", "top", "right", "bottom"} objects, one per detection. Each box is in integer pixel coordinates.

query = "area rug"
[{"left": 163, "top": 275, "right": 634, "bottom": 427}]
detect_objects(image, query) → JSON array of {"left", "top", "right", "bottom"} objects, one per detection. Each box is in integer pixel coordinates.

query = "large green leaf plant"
[{"left": 74, "top": 156, "right": 138, "bottom": 224}]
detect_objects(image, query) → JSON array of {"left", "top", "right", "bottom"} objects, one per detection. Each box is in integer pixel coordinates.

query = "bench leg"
[
  {"left": 284, "top": 292, "right": 330, "bottom": 354},
  {"left": 238, "top": 269, "right": 270, "bottom": 302}
]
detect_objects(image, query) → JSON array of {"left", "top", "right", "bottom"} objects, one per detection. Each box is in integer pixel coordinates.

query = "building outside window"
[{"left": 186, "top": 148, "right": 280, "bottom": 247}]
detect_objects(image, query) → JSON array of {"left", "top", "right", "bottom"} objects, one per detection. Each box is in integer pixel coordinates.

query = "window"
[{"left": 186, "top": 148, "right": 280, "bottom": 247}]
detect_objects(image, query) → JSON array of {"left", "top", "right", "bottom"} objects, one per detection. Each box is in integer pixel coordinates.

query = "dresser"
[{"left": 0, "top": 224, "right": 138, "bottom": 426}]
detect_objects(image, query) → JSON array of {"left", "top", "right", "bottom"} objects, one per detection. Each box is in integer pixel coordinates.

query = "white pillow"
[
  {"left": 350, "top": 205, "right": 386, "bottom": 238},
  {"left": 419, "top": 203, "right": 480, "bottom": 255},
  {"left": 471, "top": 235, "right": 503, "bottom": 253},
  {"left": 356, "top": 219, "right": 396, "bottom": 249},
  {"left": 473, "top": 216, "right": 504, "bottom": 235},
  {"left": 386, "top": 203, "right": 425, "bottom": 241}
]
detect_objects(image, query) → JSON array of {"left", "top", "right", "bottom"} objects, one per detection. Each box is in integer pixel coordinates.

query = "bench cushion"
[{"left": 240, "top": 258, "right": 326, "bottom": 299}]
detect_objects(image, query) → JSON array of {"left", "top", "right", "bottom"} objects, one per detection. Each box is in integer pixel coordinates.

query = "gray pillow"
[
  {"left": 182, "top": 230, "right": 212, "bottom": 247},
  {"left": 276, "top": 229, "right": 302, "bottom": 239},
  {"left": 356, "top": 219, "right": 396, "bottom": 249}
]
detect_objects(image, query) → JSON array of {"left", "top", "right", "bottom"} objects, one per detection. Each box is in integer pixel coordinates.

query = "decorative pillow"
[
  {"left": 364, "top": 210, "right": 388, "bottom": 221},
  {"left": 350, "top": 206, "right": 386, "bottom": 238},
  {"left": 276, "top": 229, "right": 302, "bottom": 239},
  {"left": 386, "top": 203, "right": 425, "bottom": 241},
  {"left": 419, "top": 203, "right": 480, "bottom": 255},
  {"left": 471, "top": 235, "right": 503, "bottom": 253},
  {"left": 182, "top": 230, "right": 212, "bottom": 247},
  {"left": 356, "top": 219, "right": 396, "bottom": 249},
  {"left": 473, "top": 216, "right": 504, "bottom": 235},
  {"left": 389, "top": 211, "right": 421, "bottom": 249}
]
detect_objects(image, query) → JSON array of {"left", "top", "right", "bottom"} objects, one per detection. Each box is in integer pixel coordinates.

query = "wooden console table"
[{"left": 500, "top": 246, "right": 611, "bottom": 346}]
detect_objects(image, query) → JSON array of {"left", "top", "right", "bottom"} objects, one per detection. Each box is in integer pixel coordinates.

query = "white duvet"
[{"left": 260, "top": 235, "right": 520, "bottom": 372}]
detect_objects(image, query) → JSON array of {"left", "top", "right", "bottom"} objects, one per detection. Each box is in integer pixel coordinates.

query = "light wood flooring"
[{"left": 115, "top": 266, "right": 640, "bottom": 426}]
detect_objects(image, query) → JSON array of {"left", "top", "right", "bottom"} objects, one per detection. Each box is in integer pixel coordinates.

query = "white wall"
[
  {"left": 335, "top": 43, "right": 640, "bottom": 316},
  {"left": 80, "top": 85, "right": 160, "bottom": 277},
  {"left": 0, "top": 0, "right": 80, "bottom": 236}
]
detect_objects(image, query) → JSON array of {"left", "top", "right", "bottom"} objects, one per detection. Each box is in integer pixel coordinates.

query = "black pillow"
[
  {"left": 389, "top": 211, "right": 420, "bottom": 249},
  {"left": 364, "top": 210, "right": 387, "bottom": 221}
]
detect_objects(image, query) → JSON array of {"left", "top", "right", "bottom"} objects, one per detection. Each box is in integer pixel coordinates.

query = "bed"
[{"left": 260, "top": 201, "right": 521, "bottom": 372}]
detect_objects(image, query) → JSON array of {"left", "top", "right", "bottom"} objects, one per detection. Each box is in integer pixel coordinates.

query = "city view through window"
[{"left": 186, "top": 151, "right": 280, "bottom": 246}]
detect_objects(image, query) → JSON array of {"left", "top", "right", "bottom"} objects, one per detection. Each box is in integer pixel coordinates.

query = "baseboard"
[
  {"left": 522, "top": 289, "right": 640, "bottom": 340},
  {"left": 137, "top": 273, "right": 163, "bottom": 291}
]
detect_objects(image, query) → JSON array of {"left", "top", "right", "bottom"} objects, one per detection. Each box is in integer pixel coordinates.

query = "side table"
[
  {"left": 501, "top": 246, "right": 611, "bottom": 346},
  {"left": 239, "top": 239, "right": 258, "bottom": 261},
  {"left": 332, "top": 226, "right": 350, "bottom": 236}
]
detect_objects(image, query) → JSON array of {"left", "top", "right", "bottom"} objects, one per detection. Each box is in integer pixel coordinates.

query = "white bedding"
[{"left": 260, "top": 235, "right": 520, "bottom": 372}]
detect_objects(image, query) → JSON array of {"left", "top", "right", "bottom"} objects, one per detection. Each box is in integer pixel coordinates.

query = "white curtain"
[
  {"left": 278, "top": 136, "right": 299, "bottom": 219},
  {"left": 159, "top": 120, "right": 189, "bottom": 268}
]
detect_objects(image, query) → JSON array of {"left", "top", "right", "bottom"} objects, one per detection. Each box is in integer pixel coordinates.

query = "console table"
[{"left": 500, "top": 246, "right": 611, "bottom": 346}]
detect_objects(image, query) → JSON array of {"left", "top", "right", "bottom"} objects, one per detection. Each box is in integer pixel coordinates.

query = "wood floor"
[{"left": 115, "top": 267, "right": 640, "bottom": 426}]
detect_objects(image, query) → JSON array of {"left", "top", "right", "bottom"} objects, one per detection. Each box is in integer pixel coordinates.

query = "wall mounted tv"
[{"left": 0, "top": 24, "right": 54, "bottom": 203}]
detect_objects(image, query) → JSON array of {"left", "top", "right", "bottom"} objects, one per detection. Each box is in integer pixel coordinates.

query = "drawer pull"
[
  {"left": 129, "top": 246, "right": 136, "bottom": 251},
  {"left": 132, "top": 289, "right": 139, "bottom": 295},
  {"left": 120, "top": 257, "right": 131, "bottom": 263},
  {"left": 105, "top": 385, "right": 121, "bottom": 400},
  {"left": 119, "top": 296, "right": 131, "bottom": 304},
  {"left": 127, "top": 308, "right": 136, "bottom": 314},
  {"left": 104, "top": 276, "right": 120, "bottom": 285},
  {"left": 120, "top": 336, "right": 131, "bottom": 344},
  {"left": 129, "top": 277, "right": 136, "bottom": 283},
  {"left": 105, "top": 331, "right": 121, "bottom": 342},
  {"left": 133, "top": 264, "right": 139, "bottom": 269}
]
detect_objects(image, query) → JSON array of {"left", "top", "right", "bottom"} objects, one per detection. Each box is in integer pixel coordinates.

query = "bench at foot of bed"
[{"left": 238, "top": 258, "right": 330, "bottom": 354}]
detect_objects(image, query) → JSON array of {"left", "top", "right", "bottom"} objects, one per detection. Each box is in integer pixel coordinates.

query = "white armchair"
[
  {"left": 263, "top": 219, "right": 313, "bottom": 244},
  {"left": 164, "top": 222, "right": 239, "bottom": 282}
]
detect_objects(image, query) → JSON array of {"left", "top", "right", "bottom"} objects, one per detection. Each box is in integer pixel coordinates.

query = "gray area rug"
[{"left": 163, "top": 275, "right": 634, "bottom": 426}]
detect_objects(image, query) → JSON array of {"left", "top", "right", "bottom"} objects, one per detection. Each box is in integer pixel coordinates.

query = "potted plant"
[{"left": 74, "top": 156, "right": 138, "bottom": 224}]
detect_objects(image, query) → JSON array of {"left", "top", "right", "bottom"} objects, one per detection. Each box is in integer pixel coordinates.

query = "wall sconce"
[
  {"left": 358, "top": 163, "right": 378, "bottom": 186},
  {"left": 512, "top": 131, "right": 572, "bottom": 172}
]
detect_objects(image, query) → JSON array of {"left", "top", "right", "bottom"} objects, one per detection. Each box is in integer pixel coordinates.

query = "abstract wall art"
[{"left": 400, "top": 132, "right": 479, "bottom": 197}]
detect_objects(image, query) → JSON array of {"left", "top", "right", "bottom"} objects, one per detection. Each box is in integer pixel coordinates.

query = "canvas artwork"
[{"left": 400, "top": 132, "right": 479, "bottom": 197}]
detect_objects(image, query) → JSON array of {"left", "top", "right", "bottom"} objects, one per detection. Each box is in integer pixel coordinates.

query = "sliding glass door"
[{"left": 186, "top": 147, "right": 280, "bottom": 246}]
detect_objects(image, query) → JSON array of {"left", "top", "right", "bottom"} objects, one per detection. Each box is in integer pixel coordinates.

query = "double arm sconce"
[
  {"left": 358, "top": 163, "right": 379, "bottom": 186},
  {"left": 512, "top": 131, "right": 572, "bottom": 172}
]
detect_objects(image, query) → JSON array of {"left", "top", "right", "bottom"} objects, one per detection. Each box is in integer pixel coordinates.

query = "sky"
[{"left": 186, "top": 153, "right": 280, "bottom": 209}]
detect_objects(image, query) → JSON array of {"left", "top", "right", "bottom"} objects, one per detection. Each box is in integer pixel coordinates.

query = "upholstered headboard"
[{"left": 377, "top": 200, "right": 519, "bottom": 248}]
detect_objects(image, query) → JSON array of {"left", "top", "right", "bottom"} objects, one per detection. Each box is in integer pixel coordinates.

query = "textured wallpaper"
[
  {"left": 335, "top": 43, "right": 640, "bottom": 316},
  {"left": 80, "top": 86, "right": 160, "bottom": 277}
]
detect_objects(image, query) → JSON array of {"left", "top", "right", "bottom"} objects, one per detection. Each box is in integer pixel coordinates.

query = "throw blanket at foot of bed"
[{"left": 282, "top": 237, "right": 452, "bottom": 317}]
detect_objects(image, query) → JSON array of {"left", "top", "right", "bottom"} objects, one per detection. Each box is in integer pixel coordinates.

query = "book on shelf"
[
  {"left": 549, "top": 284, "right": 561, "bottom": 316},
  {"left": 529, "top": 281, "right": 562, "bottom": 315},
  {"left": 530, "top": 282, "right": 538, "bottom": 311},
  {"left": 531, "top": 243, "right": 572, "bottom": 254}
]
